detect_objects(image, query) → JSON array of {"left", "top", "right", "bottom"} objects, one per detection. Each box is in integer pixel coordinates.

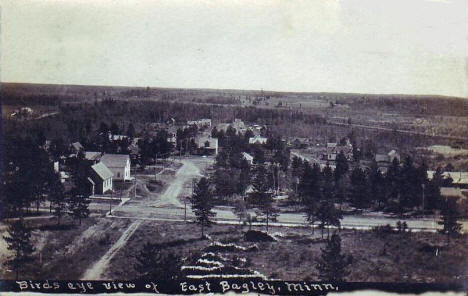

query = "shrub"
[{"left": 244, "top": 230, "right": 276, "bottom": 242}]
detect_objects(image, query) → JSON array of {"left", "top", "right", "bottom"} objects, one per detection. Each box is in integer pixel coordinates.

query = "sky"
[{"left": 2, "top": 0, "right": 468, "bottom": 97}]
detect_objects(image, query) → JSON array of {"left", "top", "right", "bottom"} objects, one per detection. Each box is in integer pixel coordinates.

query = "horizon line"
[{"left": 1, "top": 81, "right": 466, "bottom": 100}]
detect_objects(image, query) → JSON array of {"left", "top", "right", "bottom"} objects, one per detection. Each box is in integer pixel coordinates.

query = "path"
[
  {"left": 81, "top": 220, "right": 141, "bottom": 280},
  {"left": 151, "top": 159, "right": 202, "bottom": 208},
  {"left": 81, "top": 159, "right": 201, "bottom": 280}
]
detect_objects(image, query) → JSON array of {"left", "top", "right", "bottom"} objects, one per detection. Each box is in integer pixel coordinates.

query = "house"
[
  {"left": 84, "top": 151, "right": 102, "bottom": 164},
  {"left": 10, "top": 107, "right": 33, "bottom": 119},
  {"left": 427, "top": 171, "right": 468, "bottom": 189},
  {"left": 249, "top": 124, "right": 266, "bottom": 136},
  {"left": 326, "top": 143, "right": 337, "bottom": 161},
  {"left": 215, "top": 123, "right": 231, "bottom": 133},
  {"left": 109, "top": 134, "right": 128, "bottom": 141},
  {"left": 59, "top": 171, "right": 69, "bottom": 183},
  {"left": 165, "top": 117, "right": 176, "bottom": 125},
  {"left": 440, "top": 187, "right": 467, "bottom": 204},
  {"left": 232, "top": 118, "right": 246, "bottom": 134},
  {"left": 129, "top": 138, "right": 141, "bottom": 160},
  {"left": 289, "top": 137, "right": 309, "bottom": 149},
  {"left": 242, "top": 152, "right": 254, "bottom": 165},
  {"left": 195, "top": 136, "right": 218, "bottom": 155},
  {"left": 187, "top": 119, "right": 211, "bottom": 128},
  {"left": 167, "top": 126, "right": 178, "bottom": 145},
  {"left": 326, "top": 140, "right": 353, "bottom": 161},
  {"left": 249, "top": 135, "right": 268, "bottom": 145},
  {"left": 89, "top": 162, "right": 113, "bottom": 194},
  {"left": 375, "top": 154, "right": 388, "bottom": 163},
  {"left": 376, "top": 150, "right": 400, "bottom": 164},
  {"left": 70, "top": 142, "right": 84, "bottom": 155},
  {"left": 100, "top": 154, "right": 131, "bottom": 181},
  {"left": 375, "top": 149, "right": 400, "bottom": 173},
  {"left": 388, "top": 150, "right": 400, "bottom": 163}
]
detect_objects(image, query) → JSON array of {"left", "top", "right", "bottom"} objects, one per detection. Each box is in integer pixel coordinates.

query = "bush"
[
  {"left": 244, "top": 230, "right": 276, "bottom": 242},
  {"left": 372, "top": 224, "right": 395, "bottom": 236}
]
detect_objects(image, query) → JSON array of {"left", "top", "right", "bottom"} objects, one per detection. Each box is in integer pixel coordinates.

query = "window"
[{"left": 117, "top": 172, "right": 120, "bottom": 178}]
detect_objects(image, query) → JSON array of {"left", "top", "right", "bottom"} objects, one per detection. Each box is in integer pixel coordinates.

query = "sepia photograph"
[{"left": 1, "top": 0, "right": 467, "bottom": 295}]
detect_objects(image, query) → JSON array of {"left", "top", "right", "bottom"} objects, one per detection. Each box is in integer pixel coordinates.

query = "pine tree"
[
  {"left": 127, "top": 123, "right": 136, "bottom": 138},
  {"left": 426, "top": 167, "right": 443, "bottom": 210},
  {"left": 3, "top": 219, "right": 36, "bottom": 280},
  {"left": 368, "top": 160, "right": 386, "bottom": 208},
  {"left": 291, "top": 156, "right": 303, "bottom": 178},
  {"left": 334, "top": 151, "right": 349, "bottom": 182},
  {"left": 438, "top": 199, "right": 461, "bottom": 244},
  {"left": 67, "top": 151, "right": 92, "bottom": 225},
  {"left": 258, "top": 193, "right": 278, "bottom": 232},
  {"left": 251, "top": 164, "right": 270, "bottom": 196},
  {"left": 233, "top": 199, "right": 247, "bottom": 225},
  {"left": 304, "top": 196, "right": 318, "bottom": 234},
  {"left": 68, "top": 193, "right": 90, "bottom": 225},
  {"left": 316, "top": 201, "right": 342, "bottom": 239},
  {"left": 350, "top": 167, "right": 370, "bottom": 208},
  {"left": 48, "top": 172, "right": 67, "bottom": 225},
  {"left": 298, "top": 162, "right": 321, "bottom": 202},
  {"left": 316, "top": 233, "right": 352, "bottom": 282},
  {"left": 191, "top": 177, "right": 216, "bottom": 238},
  {"left": 399, "top": 156, "right": 420, "bottom": 210},
  {"left": 385, "top": 157, "right": 401, "bottom": 213},
  {"left": 134, "top": 242, "right": 182, "bottom": 280},
  {"left": 236, "top": 159, "right": 250, "bottom": 195},
  {"left": 321, "top": 164, "right": 335, "bottom": 201}
]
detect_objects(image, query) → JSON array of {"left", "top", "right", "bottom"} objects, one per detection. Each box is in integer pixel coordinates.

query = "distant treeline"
[
  {"left": 3, "top": 83, "right": 466, "bottom": 117},
  {"left": 2, "top": 99, "right": 325, "bottom": 144},
  {"left": 335, "top": 96, "right": 468, "bottom": 117},
  {"left": 1, "top": 93, "right": 64, "bottom": 106}
]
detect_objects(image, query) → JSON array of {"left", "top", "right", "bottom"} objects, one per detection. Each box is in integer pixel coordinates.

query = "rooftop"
[
  {"left": 71, "top": 142, "right": 84, "bottom": 151},
  {"left": 85, "top": 151, "right": 102, "bottom": 161},
  {"left": 100, "top": 154, "right": 130, "bottom": 168},
  {"left": 91, "top": 162, "right": 113, "bottom": 180},
  {"left": 427, "top": 171, "right": 468, "bottom": 185}
]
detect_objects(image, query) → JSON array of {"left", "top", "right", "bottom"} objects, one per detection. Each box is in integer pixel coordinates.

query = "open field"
[
  {"left": 2, "top": 218, "right": 467, "bottom": 283},
  {"left": 0, "top": 216, "right": 132, "bottom": 280}
]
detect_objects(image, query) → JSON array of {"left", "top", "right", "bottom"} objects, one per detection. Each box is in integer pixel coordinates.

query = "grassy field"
[
  {"left": 1, "top": 217, "right": 467, "bottom": 283},
  {"left": 0, "top": 216, "right": 131, "bottom": 280}
]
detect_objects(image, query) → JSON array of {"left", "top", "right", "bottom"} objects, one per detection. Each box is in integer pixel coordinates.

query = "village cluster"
[
  {"left": 48, "top": 116, "right": 467, "bottom": 208},
  {"left": 2, "top": 96, "right": 467, "bottom": 284}
]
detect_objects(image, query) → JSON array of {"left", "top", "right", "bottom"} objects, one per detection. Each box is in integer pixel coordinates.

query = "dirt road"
[
  {"left": 151, "top": 159, "right": 202, "bottom": 208},
  {"left": 81, "top": 158, "right": 205, "bottom": 280},
  {"left": 81, "top": 220, "right": 142, "bottom": 280}
]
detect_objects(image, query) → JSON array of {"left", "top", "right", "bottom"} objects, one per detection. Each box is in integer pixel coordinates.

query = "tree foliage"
[
  {"left": 3, "top": 219, "right": 36, "bottom": 280},
  {"left": 438, "top": 199, "right": 461, "bottom": 244},
  {"left": 191, "top": 177, "right": 216, "bottom": 237},
  {"left": 134, "top": 242, "right": 182, "bottom": 280},
  {"left": 316, "top": 233, "right": 352, "bottom": 282}
]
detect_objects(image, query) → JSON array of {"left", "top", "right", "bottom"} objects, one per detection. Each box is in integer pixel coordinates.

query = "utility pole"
[
  {"left": 184, "top": 199, "right": 187, "bottom": 222},
  {"left": 192, "top": 179, "right": 195, "bottom": 196},
  {"left": 421, "top": 183, "right": 425, "bottom": 216},
  {"left": 276, "top": 163, "right": 280, "bottom": 194}
]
